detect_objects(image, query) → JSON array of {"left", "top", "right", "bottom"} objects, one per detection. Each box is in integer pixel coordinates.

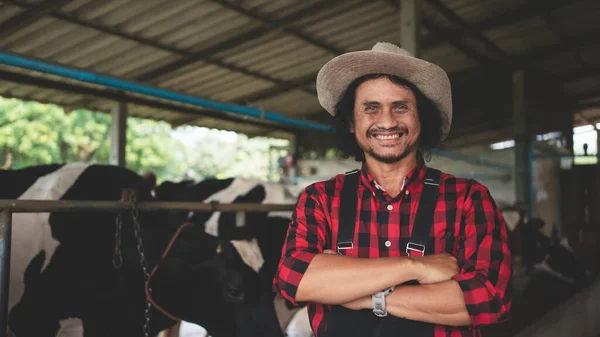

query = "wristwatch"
[{"left": 372, "top": 286, "right": 395, "bottom": 317}]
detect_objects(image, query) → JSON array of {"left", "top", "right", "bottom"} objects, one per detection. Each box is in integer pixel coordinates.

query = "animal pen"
[{"left": 0, "top": 194, "right": 296, "bottom": 337}]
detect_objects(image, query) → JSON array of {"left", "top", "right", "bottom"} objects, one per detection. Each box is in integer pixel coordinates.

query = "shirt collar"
[{"left": 359, "top": 155, "right": 427, "bottom": 196}]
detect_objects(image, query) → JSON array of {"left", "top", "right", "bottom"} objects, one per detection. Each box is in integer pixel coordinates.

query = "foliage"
[{"left": 0, "top": 97, "right": 289, "bottom": 183}]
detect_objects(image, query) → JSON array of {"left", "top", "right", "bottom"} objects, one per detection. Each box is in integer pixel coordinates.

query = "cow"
[
  {"left": 1, "top": 163, "right": 284, "bottom": 337},
  {"left": 153, "top": 177, "right": 308, "bottom": 334}
]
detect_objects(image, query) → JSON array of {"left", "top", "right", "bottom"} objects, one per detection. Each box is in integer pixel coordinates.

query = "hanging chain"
[
  {"left": 130, "top": 197, "right": 152, "bottom": 337},
  {"left": 113, "top": 211, "right": 123, "bottom": 270}
]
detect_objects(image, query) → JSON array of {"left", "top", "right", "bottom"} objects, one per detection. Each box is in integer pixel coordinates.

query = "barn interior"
[{"left": 1, "top": 0, "right": 600, "bottom": 337}]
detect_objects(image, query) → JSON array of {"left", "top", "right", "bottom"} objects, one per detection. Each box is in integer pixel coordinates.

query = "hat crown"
[{"left": 372, "top": 42, "right": 412, "bottom": 56}]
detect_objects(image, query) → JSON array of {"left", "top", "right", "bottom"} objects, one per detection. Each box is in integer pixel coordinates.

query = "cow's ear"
[{"left": 242, "top": 185, "right": 266, "bottom": 203}]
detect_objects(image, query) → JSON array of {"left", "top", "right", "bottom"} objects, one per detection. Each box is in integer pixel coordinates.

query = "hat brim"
[{"left": 316, "top": 50, "right": 452, "bottom": 140}]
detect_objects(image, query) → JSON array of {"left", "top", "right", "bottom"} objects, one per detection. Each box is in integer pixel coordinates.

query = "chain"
[
  {"left": 113, "top": 212, "right": 123, "bottom": 270},
  {"left": 130, "top": 199, "right": 152, "bottom": 337}
]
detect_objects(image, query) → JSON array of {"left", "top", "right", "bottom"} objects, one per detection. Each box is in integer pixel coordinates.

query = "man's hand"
[{"left": 412, "top": 253, "right": 459, "bottom": 284}]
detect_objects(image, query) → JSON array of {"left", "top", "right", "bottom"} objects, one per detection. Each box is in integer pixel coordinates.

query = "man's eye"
[{"left": 365, "top": 106, "right": 377, "bottom": 111}]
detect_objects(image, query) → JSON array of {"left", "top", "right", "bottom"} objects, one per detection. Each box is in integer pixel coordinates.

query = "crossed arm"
[
  {"left": 295, "top": 250, "right": 471, "bottom": 327},
  {"left": 273, "top": 183, "right": 512, "bottom": 328}
]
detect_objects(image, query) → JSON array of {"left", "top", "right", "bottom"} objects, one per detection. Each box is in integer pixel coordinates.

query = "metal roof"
[{"left": 1, "top": 0, "right": 600, "bottom": 145}]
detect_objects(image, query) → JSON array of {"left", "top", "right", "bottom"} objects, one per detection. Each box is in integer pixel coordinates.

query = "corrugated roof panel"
[
  {"left": 211, "top": 80, "right": 277, "bottom": 102},
  {"left": 255, "top": 0, "right": 324, "bottom": 20},
  {"left": 291, "top": 0, "right": 366, "bottom": 28},
  {"left": 485, "top": 17, "right": 559, "bottom": 56},
  {"left": 20, "top": 25, "right": 99, "bottom": 60},
  {"left": 114, "top": 53, "right": 178, "bottom": 81},
  {"left": 94, "top": 47, "right": 174, "bottom": 78},
  {"left": 440, "top": 0, "right": 526, "bottom": 25},
  {"left": 44, "top": 32, "right": 120, "bottom": 65},
  {"left": 210, "top": 30, "right": 283, "bottom": 59},
  {"left": 553, "top": 1, "right": 600, "bottom": 38},
  {"left": 304, "top": 2, "right": 385, "bottom": 39},
  {"left": 5, "top": 20, "right": 80, "bottom": 55},
  {"left": 185, "top": 72, "right": 258, "bottom": 96},
  {"left": 61, "top": 0, "right": 94, "bottom": 13},
  {"left": 253, "top": 90, "right": 322, "bottom": 116},
  {"left": 166, "top": 66, "right": 233, "bottom": 93},
  {"left": 325, "top": 14, "right": 397, "bottom": 52},
  {"left": 111, "top": 1, "right": 199, "bottom": 33},
  {"left": 68, "top": 39, "right": 140, "bottom": 70},
  {"left": 70, "top": 0, "right": 135, "bottom": 21},
  {"left": 218, "top": 33, "right": 304, "bottom": 65},
  {"left": 0, "top": 3, "right": 24, "bottom": 23},
  {"left": 265, "top": 52, "right": 330, "bottom": 79},
  {"left": 421, "top": 44, "right": 478, "bottom": 74},
  {"left": 0, "top": 17, "right": 56, "bottom": 48},
  {"left": 154, "top": 61, "right": 215, "bottom": 87}
]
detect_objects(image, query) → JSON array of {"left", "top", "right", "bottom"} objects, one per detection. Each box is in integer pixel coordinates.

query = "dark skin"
[{"left": 295, "top": 78, "right": 471, "bottom": 327}]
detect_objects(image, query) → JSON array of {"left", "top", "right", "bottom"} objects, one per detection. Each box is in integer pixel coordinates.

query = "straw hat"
[{"left": 316, "top": 42, "right": 453, "bottom": 140}]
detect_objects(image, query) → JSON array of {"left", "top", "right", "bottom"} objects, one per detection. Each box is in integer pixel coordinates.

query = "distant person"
[{"left": 273, "top": 42, "right": 512, "bottom": 336}]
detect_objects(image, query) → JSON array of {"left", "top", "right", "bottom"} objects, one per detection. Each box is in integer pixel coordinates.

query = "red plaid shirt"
[{"left": 273, "top": 159, "right": 512, "bottom": 336}]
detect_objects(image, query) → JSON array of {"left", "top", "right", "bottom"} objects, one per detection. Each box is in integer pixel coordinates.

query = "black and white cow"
[
  {"left": 2, "top": 163, "right": 284, "bottom": 337},
  {"left": 154, "top": 177, "right": 311, "bottom": 335}
]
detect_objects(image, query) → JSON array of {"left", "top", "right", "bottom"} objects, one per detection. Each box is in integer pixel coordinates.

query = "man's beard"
[
  {"left": 359, "top": 126, "right": 415, "bottom": 164},
  {"left": 364, "top": 144, "right": 414, "bottom": 163}
]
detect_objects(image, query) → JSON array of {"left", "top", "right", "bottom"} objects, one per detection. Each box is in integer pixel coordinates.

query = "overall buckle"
[
  {"left": 336, "top": 241, "right": 354, "bottom": 255},
  {"left": 406, "top": 242, "right": 425, "bottom": 257}
]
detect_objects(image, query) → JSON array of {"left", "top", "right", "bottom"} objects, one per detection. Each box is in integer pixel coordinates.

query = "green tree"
[{"left": 0, "top": 97, "right": 291, "bottom": 184}]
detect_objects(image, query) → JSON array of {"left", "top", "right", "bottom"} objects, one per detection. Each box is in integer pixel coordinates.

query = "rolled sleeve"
[
  {"left": 273, "top": 185, "right": 328, "bottom": 306},
  {"left": 453, "top": 182, "right": 513, "bottom": 326}
]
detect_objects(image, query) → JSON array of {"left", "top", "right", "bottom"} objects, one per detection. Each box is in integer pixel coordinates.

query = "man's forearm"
[
  {"left": 295, "top": 253, "right": 418, "bottom": 305},
  {"left": 386, "top": 280, "right": 471, "bottom": 326}
]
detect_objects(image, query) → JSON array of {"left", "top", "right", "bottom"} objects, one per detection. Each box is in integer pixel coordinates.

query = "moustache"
[{"left": 367, "top": 127, "right": 408, "bottom": 137}]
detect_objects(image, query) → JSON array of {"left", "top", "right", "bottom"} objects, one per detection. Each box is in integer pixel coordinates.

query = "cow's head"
[{"left": 148, "top": 178, "right": 283, "bottom": 337}]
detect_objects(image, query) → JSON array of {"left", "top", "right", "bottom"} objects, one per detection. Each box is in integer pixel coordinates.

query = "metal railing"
[{"left": 0, "top": 198, "right": 296, "bottom": 337}]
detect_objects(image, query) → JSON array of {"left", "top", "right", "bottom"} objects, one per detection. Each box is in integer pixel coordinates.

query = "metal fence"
[{"left": 0, "top": 198, "right": 296, "bottom": 337}]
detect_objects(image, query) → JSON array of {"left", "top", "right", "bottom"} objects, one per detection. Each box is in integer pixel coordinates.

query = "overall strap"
[
  {"left": 336, "top": 169, "right": 359, "bottom": 254},
  {"left": 406, "top": 168, "right": 442, "bottom": 257}
]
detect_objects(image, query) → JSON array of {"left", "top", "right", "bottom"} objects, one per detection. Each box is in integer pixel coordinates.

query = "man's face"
[{"left": 350, "top": 77, "right": 421, "bottom": 164}]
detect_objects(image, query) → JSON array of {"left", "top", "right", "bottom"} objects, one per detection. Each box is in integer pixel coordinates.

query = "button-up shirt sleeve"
[
  {"left": 273, "top": 184, "right": 329, "bottom": 306},
  {"left": 452, "top": 181, "right": 513, "bottom": 326}
]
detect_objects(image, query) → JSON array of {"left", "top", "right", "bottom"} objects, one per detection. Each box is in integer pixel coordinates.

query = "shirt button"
[
  {"left": 385, "top": 240, "right": 391, "bottom": 247},
  {"left": 405, "top": 190, "right": 410, "bottom": 195},
  {"left": 387, "top": 205, "right": 393, "bottom": 211}
]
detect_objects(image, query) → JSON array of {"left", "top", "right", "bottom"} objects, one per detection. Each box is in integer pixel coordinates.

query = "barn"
[{"left": 1, "top": 1, "right": 600, "bottom": 337}]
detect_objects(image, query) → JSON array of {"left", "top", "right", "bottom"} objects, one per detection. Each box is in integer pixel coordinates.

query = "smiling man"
[{"left": 273, "top": 42, "right": 512, "bottom": 337}]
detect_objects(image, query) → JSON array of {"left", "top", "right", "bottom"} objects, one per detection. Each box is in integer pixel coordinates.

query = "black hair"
[{"left": 332, "top": 73, "right": 447, "bottom": 162}]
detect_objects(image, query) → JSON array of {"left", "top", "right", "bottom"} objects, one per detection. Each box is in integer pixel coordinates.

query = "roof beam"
[
  {"left": 135, "top": 0, "right": 349, "bottom": 82},
  {"left": 0, "top": 0, "right": 73, "bottom": 39},
  {"left": 421, "top": 0, "right": 581, "bottom": 49},
  {"left": 0, "top": 69, "right": 299, "bottom": 132},
  {"left": 3, "top": 0, "right": 316, "bottom": 96},
  {"left": 422, "top": 0, "right": 508, "bottom": 63}
]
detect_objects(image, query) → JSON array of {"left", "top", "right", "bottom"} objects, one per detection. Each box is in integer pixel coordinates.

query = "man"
[{"left": 273, "top": 42, "right": 512, "bottom": 336}]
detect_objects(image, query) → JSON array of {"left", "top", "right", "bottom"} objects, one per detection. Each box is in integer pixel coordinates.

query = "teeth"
[{"left": 374, "top": 134, "right": 400, "bottom": 140}]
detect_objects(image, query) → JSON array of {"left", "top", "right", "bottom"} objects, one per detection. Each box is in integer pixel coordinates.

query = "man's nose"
[{"left": 376, "top": 109, "right": 398, "bottom": 129}]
